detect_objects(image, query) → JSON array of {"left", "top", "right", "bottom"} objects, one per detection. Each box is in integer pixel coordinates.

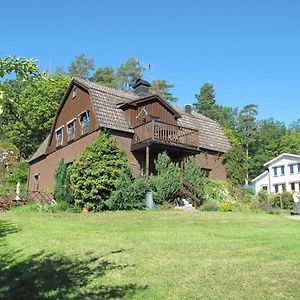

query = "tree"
[
  {"left": 0, "top": 55, "right": 41, "bottom": 80},
  {"left": 68, "top": 54, "right": 95, "bottom": 79},
  {"left": 150, "top": 80, "right": 177, "bottom": 102},
  {"left": 279, "top": 131, "right": 300, "bottom": 154},
  {"left": 150, "top": 152, "right": 182, "bottom": 204},
  {"left": 193, "top": 83, "right": 216, "bottom": 118},
  {"left": 116, "top": 57, "right": 146, "bottom": 90},
  {"left": 6, "top": 74, "right": 70, "bottom": 157},
  {"left": 238, "top": 104, "right": 258, "bottom": 185},
  {"left": 90, "top": 67, "right": 116, "bottom": 87},
  {"left": 69, "top": 133, "right": 131, "bottom": 211},
  {"left": 53, "top": 158, "right": 72, "bottom": 203}
]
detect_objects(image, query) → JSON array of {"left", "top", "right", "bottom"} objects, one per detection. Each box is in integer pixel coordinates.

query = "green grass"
[{"left": 0, "top": 210, "right": 300, "bottom": 299}]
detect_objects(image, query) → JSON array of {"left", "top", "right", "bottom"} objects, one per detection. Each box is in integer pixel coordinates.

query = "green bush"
[
  {"left": 53, "top": 158, "right": 72, "bottom": 204},
  {"left": 150, "top": 152, "right": 182, "bottom": 204},
  {"left": 6, "top": 161, "right": 28, "bottom": 187},
  {"left": 183, "top": 158, "right": 205, "bottom": 201},
  {"left": 202, "top": 180, "right": 233, "bottom": 203},
  {"left": 201, "top": 200, "right": 218, "bottom": 211},
  {"left": 269, "top": 192, "right": 293, "bottom": 210},
  {"left": 257, "top": 190, "right": 269, "bottom": 204},
  {"left": 107, "top": 175, "right": 149, "bottom": 210},
  {"left": 69, "top": 133, "right": 131, "bottom": 211},
  {"left": 218, "top": 201, "right": 233, "bottom": 212}
]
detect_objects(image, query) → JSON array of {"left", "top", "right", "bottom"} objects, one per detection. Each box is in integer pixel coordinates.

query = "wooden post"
[{"left": 146, "top": 146, "right": 150, "bottom": 176}]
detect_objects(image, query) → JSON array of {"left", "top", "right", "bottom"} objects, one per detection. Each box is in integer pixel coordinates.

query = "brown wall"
[
  {"left": 48, "top": 84, "right": 99, "bottom": 153},
  {"left": 195, "top": 151, "right": 227, "bottom": 180},
  {"left": 124, "top": 98, "right": 177, "bottom": 128},
  {"left": 28, "top": 131, "right": 140, "bottom": 192}
]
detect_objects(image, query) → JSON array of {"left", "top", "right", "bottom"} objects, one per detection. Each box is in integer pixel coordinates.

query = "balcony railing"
[{"left": 132, "top": 120, "right": 199, "bottom": 149}]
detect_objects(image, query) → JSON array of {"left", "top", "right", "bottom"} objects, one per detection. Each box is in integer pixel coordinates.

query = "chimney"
[
  {"left": 185, "top": 104, "right": 192, "bottom": 114},
  {"left": 132, "top": 79, "right": 151, "bottom": 96}
]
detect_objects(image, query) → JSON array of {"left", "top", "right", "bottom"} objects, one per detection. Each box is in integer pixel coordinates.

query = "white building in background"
[{"left": 252, "top": 153, "right": 300, "bottom": 194}]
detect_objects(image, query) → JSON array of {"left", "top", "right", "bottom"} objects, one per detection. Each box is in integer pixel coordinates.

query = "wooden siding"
[
  {"left": 48, "top": 84, "right": 99, "bottom": 153},
  {"left": 124, "top": 98, "right": 177, "bottom": 128}
]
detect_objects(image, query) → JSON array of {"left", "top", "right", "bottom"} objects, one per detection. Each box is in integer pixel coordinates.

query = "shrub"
[
  {"left": 218, "top": 201, "right": 233, "bottom": 212},
  {"left": 183, "top": 158, "right": 205, "bottom": 201},
  {"left": 6, "top": 161, "right": 28, "bottom": 187},
  {"left": 202, "top": 180, "right": 233, "bottom": 203},
  {"left": 257, "top": 190, "right": 269, "bottom": 204},
  {"left": 269, "top": 192, "right": 293, "bottom": 210},
  {"left": 53, "top": 158, "right": 72, "bottom": 204},
  {"left": 107, "top": 175, "right": 149, "bottom": 210},
  {"left": 69, "top": 133, "right": 131, "bottom": 211},
  {"left": 201, "top": 200, "right": 218, "bottom": 211},
  {"left": 150, "top": 152, "right": 182, "bottom": 204}
]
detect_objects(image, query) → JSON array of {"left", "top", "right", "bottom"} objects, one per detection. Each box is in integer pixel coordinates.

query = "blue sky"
[{"left": 1, "top": 0, "right": 300, "bottom": 124}]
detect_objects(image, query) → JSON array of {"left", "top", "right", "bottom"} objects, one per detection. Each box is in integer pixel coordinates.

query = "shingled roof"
[
  {"left": 29, "top": 78, "right": 231, "bottom": 162},
  {"left": 175, "top": 107, "right": 231, "bottom": 153}
]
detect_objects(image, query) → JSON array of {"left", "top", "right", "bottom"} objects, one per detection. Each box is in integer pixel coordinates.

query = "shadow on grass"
[
  {"left": 0, "top": 220, "right": 147, "bottom": 299},
  {"left": 0, "top": 220, "right": 20, "bottom": 239}
]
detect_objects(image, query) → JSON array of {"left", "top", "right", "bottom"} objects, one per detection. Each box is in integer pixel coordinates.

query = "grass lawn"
[{"left": 0, "top": 210, "right": 300, "bottom": 299}]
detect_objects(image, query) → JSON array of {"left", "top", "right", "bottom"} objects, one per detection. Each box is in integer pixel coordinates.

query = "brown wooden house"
[{"left": 28, "top": 78, "right": 231, "bottom": 192}]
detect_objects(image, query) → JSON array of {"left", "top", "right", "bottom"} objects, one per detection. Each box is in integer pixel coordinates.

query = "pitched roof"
[
  {"left": 252, "top": 170, "right": 268, "bottom": 183},
  {"left": 29, "top": 78, "right": 231, "bottom": 162},
  {"left": 27, "top": 135, "right": 50, "bottom": 163},
  {"left": 175, "top": 107, "right": 231, "bottom": 153},
  {"left": 263, "top": 153, "right": 300, "bottom": 167},
  {"left": 74, "top": 77, "right": 138, "bottom": 133}
]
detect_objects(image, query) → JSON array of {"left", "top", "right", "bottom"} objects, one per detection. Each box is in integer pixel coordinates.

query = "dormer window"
[
  {"left": 67, "top": 119, "right": 76, "bottom": 141},
  {"left": 72, "top": 86, "right": 78, "bottom": 99},
  {"left": 79, "top": 111, "right": 89, "bottom": 135},
  {"left": 55, "top": 126, "right": 64, "bottom": 147}
]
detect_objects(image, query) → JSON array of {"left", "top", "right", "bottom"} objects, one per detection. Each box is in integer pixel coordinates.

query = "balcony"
[{"left": 132, "top": 120, "right": 199, "bottom": 150}]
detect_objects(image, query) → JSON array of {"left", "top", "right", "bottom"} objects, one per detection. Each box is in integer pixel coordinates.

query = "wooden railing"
[{"left": 132, "top": 120, "right": 199, "bottom": 148}]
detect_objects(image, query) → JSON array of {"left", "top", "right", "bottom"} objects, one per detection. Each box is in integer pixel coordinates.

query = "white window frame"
[
  {"left": 55, "top": 126, "right": 64, "bottom": 147},
  {"left": 67, "top": 118, "right": 76, "bottom": 142},
  {"left": 78, "top": 111, "right": 90, "bottom": 135},
  {"left": 72, "top": 86, "right": 78, "bottom": 99}
]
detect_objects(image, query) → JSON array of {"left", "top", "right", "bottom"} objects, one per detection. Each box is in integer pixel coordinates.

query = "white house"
[{"left": 252, "top": 153, "right": 300, "bottom": 194}]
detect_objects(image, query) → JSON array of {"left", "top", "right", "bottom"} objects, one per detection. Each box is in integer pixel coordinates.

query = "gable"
[
  {"left": 265, "top": 153, "right": 300, "bottom": 168},
  {"left": 121, "top": 95, "right": 180, "bottom": 128},
  {"left": 47, "top": 82, "right": 99, "bottom": 153}
]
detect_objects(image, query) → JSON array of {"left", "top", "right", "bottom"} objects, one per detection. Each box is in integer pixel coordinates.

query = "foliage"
[
  {"left": 116, "top": 57, "right": 146, "bottom": 90},
  {"left": 183, "top": 158, "right": 206, "bottom": 199},
  {"left": 269, "top": 192, "right": 293, "bottom": 210},
  {"left": 2, "top": 74, "right": 70, "bottom": 157},
  {"left": 107, "top": 175, "right": 149, "bottom": 210},
  {"left": 6, "top": 161, "right": 28, "bottom": 188},
  {"left": 150, "top": 152, "right": 182, "bottom": 204},
  {"left": 193, "top": 83, "right": 216, "bottom": 118},
  {"left": 218, "top": 201, "right": 233, "bottom": 212},
  {"left": 69, "top": 133, "right": 131, "bottom": 211},
  {"left": 0, "top": 55, "right": 42, "bottom": 80},
  {"left": 68, "top": 54, "right": 95, "bottom": 79},
  {"left": 150, "top": 80, "right": 177, "bottom": 102},
  {"left": 53, "top": 158, "right": 72, "bottom": 204},
  {"left": 201, "top": 200, "right": 218, "bottom": 211},
  {"left": 90, "top": 67, "right": 116, "bottom": 87},
  {"left": 202, "top": 180, "right": 233, "bottom": 203},
  {"left": 257, "top": 190, "right": 269, "bottom": 204}
]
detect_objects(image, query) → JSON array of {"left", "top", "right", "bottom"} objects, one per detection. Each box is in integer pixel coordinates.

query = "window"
[
  {"left": 273, "top": 167, "right": 278, "bottom": 176},
  {"left": 274, "top": 184, "right": 279, "bottom": 193},
  {"left": 149, "top": 115, "right": 160, "bottom": 121},
  {"left": 67, "top": 119, "right": 76, "bottom": 141},
  {"left": 80, "top": 111, "right": 89, "bottom": 135},
  {"left": 291, "top": 182, "right": 295, "bottom": 191},
  {"left": 282, "top": 183, "right": 286, "bottom": 192},
  {"left": 290, "top": 164, "right": 295, "bottom": 174},
  {"left": 55, "top": 127, "right": 63, "bottom": 147},
  {"left": 72, "top": 86, "right": 78, "bottom": 98},
  {"left": 262, "top": 185, "right": 268, "bottom": 191},
  {"left": 280, "top": 166, "right": 285, "bottom": 176},
  {"left": 202, "top": 168, "right": 211, "bottom": 178},
  {"left": 34, "top": 173, "right": 40, "bottom": 191},
  {"left": 297, "top": 163, "right": 300, "bottom": 173}
]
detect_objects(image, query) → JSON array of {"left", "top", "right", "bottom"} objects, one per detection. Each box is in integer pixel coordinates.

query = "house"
[
  {"left": 27, "top": 78, "right": 231, "bottom": 192},
  {"left": 252, "top": 153, "right": 300, "bottom": 194}
]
